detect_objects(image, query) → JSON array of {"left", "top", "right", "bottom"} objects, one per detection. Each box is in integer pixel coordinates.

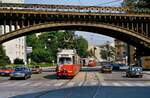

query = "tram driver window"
[{"left": 59, "top": 57, "right": 72, "bottom": 64}]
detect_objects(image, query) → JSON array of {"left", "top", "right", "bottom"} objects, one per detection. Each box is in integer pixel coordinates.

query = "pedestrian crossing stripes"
[
  {"left": 0, "top": 81, "right": 150, "bottom": 87},
  {"left": 101, "top": 82, "right": 150, "bottom": 87}
]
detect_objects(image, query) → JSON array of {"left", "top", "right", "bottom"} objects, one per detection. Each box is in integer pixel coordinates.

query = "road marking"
[
  {"left": 78, "top": 82, "right": 83, "bottom": 86},
  {"left": 112, "top": 82, "right": 122, "bottom": 86},
  {"left": 20, "top": 82, "right": 32, "bottom": 86},
  {"left": 44, "top": 82, "right": 53, "bottom": 86},
  {"left": 54, "top": 82, "right": 64, "bottom": 86},
  {"left": 122, "top": 82, "right": 133, "bottom": 86},
  {"left": 90, "top": 81, "right": 97, "bottom": 86},
  {"left": 146, "top": 82, "right": 150, "bottom": 86},
  {"left": 101, "top": 82, "right": 109, "bottom": 86},
  {"left": 134, "top": 83, "right": 145, "bottom": 86},
  {"left": 0, "top": 81, "right": 11, "bottom": 86},
  {"left": 31, "top": 82, "right": 43, "bottom": 87},
  {"left": 67, "top": 82, "right": 75, "bottom": 87},
  {"left": 97, "top": 73, "right": 105, "bottom": 82},
  {"left": 5, "top": 81, "right": 23, "bottom": 86}
]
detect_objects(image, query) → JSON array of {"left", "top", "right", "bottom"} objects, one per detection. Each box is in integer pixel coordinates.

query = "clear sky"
[
  {"left": 25, "top": 0, "right": 123, "bottom": 6},
  {"left": 25, "top": 0, "right": 123, "bottom": 45}
]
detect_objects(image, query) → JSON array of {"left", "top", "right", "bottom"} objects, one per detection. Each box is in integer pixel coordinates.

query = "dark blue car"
[
  {"left": 111, "top": 63, "right": 120, "bottom": 70},
  {"left": 10, "top": 66, "right": 32, "bottom": 80},
  {"left": 126, "top": 65, "right": 143, "bottom": 78}
]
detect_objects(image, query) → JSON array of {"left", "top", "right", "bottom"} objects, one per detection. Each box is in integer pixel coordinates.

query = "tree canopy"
[
  {"left": 0, "top": 45, "right": 11, "bottom": 66},
  {"left": 122, "top": 0, "right": 150, "bottom": 8},
  {"left": 27, "top": 31, "right": 89, "bottom": 63}
]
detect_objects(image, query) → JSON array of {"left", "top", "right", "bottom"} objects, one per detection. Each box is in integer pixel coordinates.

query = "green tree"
[
  {"left": 122, "top": 0, "right": 150, "bottom": 8},
  {"left": 27, "top": 31, "right": 89, "bottom": 63},
  {"left": 0, "top": 45, "right": 11, "bottom": 66},
  {"left": 75, "top": 36, "right": 89, "bottom": 58},
  {"left": 14, "top": 58, "right": 24, "bottom": 64}
]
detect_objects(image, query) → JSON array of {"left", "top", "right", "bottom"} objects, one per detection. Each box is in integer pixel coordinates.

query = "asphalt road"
[{"left": 0, "top": 66, "right": 150, "bottom": 98}]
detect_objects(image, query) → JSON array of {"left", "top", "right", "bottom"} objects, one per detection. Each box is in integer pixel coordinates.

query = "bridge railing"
[{"left": 0, "top": 3, "right": 130, "bottom": 14}]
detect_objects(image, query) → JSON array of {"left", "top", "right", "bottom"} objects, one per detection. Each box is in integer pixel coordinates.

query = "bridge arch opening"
[{"left": 0, "top": 22, "right": 149, "bottom": 51}]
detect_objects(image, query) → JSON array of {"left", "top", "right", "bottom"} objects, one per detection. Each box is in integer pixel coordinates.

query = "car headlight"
[
  {"left": 132, "top": 68, "right": 135, "bottom": 71},
  {"left": 137, "top": 68, "right": 140, "bottom": 71}
]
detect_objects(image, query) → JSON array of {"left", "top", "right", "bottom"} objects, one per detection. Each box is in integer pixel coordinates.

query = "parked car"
[
  {"left": 101, "top": 64, "right": 112, "bottom": 73},
  {"left": 10, "top": 66, "right": 32, "bottom": 80},
  {"left": 111, "top": 63, "right": 120, "bottom": 70},
  {"left": 0, "top": 66, "right": 14, "bottom": 76},
  {"left": 32, "top": 66, "right": 42, "bottom": 74},
  {"left": 119, "top": 64, "right": 128, "bottom": 70},
  {"left": 126, "top": 65, "right": 143, "bottom": 78}
]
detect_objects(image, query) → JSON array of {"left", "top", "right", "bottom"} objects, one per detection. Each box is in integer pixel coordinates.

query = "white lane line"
[
  {"left": 0, "top": 81, "right": 11, "bottom": 86},
  {"left": 101, "top": 82, "right": 109, "bottom": 86},
  {"left": 122, "top": 82, "right": 133, "bottom": 86},
  {"left": 19, "top": 82, "right": 32, "bottom": 86},
  {"left": 112, "top": 82, "right": 122, "bottom": 86},
  {"left": 4, "top": 81, "right": 24, "bottom": 86},
  {"left": 90, "top": 81, "right": 97, "bottom": 86},
  {"left": 67, "top": 82, "right": 75, "bottom": 87},
  {"left": 144, "top": 83, "right": 150, "bottom": 86},
  {"left": 78, "top": 82, "right": 83, "bottom": 86},
  {"left": 44, "top": 82, "right": 53, "bottom": 87},
  {"left": 31, "top": 82, "right": 43, "bottom": 87},
  {"left": 54, "top": 82, "right": 64, "bottom": 87},
  {"left": 134, "top": 83, "right": 145, "bottom": 86}
]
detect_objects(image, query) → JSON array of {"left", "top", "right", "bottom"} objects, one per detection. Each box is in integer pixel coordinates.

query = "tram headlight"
[
  {"left": 58, "top": 67, "right": 62, "bottom": 71},
  {"left": 68, "top": 70, "right": 72, "bottom": 73}
]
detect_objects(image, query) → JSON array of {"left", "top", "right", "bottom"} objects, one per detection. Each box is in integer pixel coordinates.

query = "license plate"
[{"left": 136, "top": 73, "right": 139, "bottom": 75}]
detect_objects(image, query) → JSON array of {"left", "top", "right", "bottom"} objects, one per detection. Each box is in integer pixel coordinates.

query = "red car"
[
  {"left": 0, "top": 66, "right": 14, "bottom": 76},
  {"left": 88, "top": 60, "right": 97, "bottom": 67}
]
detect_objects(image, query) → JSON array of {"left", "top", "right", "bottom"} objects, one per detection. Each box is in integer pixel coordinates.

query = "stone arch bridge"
[{"left": 0, "top": 3, "right": 150, "bottom": 56}]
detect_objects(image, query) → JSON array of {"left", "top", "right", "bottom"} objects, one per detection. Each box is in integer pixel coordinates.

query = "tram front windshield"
[{"left": 58, "top": 57, "right": 72, "bottom": 65}]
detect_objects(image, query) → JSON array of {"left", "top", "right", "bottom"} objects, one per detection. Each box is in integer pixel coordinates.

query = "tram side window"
[{"left": 59, "top": 57, "right": 72, "bottom": 65}]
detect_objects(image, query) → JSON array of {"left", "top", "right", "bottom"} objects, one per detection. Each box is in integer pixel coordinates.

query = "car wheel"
[
  {"left": 29, "top": 75, "right": 31, "bottom": 78},
  {"left": 126, "top": 74, "right": 129, "bottom": 78},
  {"left": 139, "top": 75, "right": 143, "bottom": 78},
  {"left": 24, "top": 76, "right": 27, "bottom": 80}
]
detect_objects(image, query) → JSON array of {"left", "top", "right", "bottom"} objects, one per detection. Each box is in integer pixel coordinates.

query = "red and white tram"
[{"left": 56, "top": 49, "right": 81, "bottom": 78}]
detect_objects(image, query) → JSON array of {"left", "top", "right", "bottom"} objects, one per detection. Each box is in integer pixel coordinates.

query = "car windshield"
[
  {"left": 103, "top": 64, "right": 111, "bottom": 67},
  {"left": 58, "top": 57, "right": 72, "bottom": 65},
  {"left": 15, "top": 67, "right": 25, "bottom": 71}
]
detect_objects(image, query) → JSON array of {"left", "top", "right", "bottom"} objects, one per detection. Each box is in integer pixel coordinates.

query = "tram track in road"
[
  {"left": 64, "top": 72, "right": 88, "bottom": 98},
  {"left": 34, "top": 77, "right": 73, "bottom": 98},
  {"left": 64, "top": 72, "right": 102, "bottom": 98},
  {"left": 91, "top": 72, "right": 102, "bottom": 98},
  {"left": 34, "top": 72, "right": 86, "bottom": 98}
]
